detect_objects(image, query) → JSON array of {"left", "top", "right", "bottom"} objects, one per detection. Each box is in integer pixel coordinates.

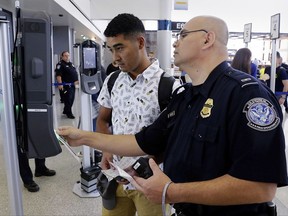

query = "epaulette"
[{"left": 224, "top": 68, "right": 259, "bottom": 88}]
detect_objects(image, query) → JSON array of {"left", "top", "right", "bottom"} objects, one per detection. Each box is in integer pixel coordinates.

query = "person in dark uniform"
[
  {"left": 264, "top": 51, "right": 288, "bottom": 111},
  {"left": 17, "top": 145, "right": 56, "bottom": 192},
  {"left": 55, "top": 51, "right": 79, "bottom": 119},
  {"left": 58, "top": 15, "right": 288, "bottom": 215},
  {"left": 105, "top": 60, "right": 119, "bottom": 76}
]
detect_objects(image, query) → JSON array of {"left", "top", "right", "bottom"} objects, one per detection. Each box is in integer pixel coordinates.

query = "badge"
[
  {"left": 56, "top": 65, "right": 61, "bottom": 69},
  {"left": 200, "top": 98, "right": 213, "bottom": 118},
  {"left": 243, "top": 97, "right": 280, "bottom": 131},
  {"left": 168, "top": 110, "right": 175, "bottom": 118}
]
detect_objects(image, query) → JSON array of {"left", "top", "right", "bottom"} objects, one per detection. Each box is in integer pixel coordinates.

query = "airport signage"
[
  {"left": 271, "top": 13, "right": 280, "bottom": 39},
  {"left": 244, "top": 23, "right": 252, "bottom": 43},
  {"left": 172, "top": 22, "right": 185, "bottom": 31}
]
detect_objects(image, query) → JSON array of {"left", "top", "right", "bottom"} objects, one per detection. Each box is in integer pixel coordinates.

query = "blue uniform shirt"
[
  {"left": 135, "top": 61, "right": 288, "bottom": 215},
  {"left": 264, "top": 65, "right": 288, "bottom": 93},
  {"left": 55, "top": 60, "right": 78, "bottom": 83}
]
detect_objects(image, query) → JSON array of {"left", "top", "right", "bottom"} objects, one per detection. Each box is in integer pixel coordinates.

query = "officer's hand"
[
  {"left": 131, "top": 158, "right": 172, "bottom": 204},
  {"left": 100, "top": 152, "right": 113, "bottom": 170}
]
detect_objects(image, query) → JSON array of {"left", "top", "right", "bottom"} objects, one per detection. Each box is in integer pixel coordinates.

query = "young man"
[
  {"left": 96, "top": 13, "right": 179, "bottom": 216},
  {"left": 58, "top": 15, "right": 288, "bottom": 215}
]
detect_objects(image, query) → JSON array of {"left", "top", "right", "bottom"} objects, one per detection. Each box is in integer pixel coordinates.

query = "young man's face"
[{"left": 106, "top": 34, "right": 142, "bottom": 73}]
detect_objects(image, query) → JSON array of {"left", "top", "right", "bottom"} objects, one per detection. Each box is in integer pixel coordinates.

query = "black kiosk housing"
[{"left": 17, "top": 9, "right": 61, "bottom": 158}]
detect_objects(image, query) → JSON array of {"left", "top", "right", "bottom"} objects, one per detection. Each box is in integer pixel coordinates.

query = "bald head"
[
  {"left": 186, "top": 16, "right": 229, "bottom": 45},
  {"left": 173, "top": 15, "right": 229, "bottom": 84}
]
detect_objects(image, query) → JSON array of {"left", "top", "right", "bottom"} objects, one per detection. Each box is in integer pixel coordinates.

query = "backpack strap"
[
  {"left": 107, "top": 70, "right": 121, "bottom": 96},
  {"left": 107, "top": 70, "right": 175, "bottom": 111},
  {"left": 158, "top": 72, "right": 176, "bottom": 111}
]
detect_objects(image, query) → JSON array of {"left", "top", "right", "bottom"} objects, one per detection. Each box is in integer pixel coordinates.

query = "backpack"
[{"left": 107, "top": 70, "right": 175, "bottom": 111}]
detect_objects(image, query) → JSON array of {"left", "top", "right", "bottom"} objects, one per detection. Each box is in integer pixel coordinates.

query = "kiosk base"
[{"left": 72, "top": 182, "right": 100, "bottom": 198}]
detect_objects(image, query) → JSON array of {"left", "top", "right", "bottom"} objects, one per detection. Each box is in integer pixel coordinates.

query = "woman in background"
[{"left": 231, "top": 47, "right": 254, "bottom": 75}]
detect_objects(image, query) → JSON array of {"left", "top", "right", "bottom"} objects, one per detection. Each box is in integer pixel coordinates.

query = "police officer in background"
[
  {"left": 58, "top": 15, "right": 288, "bottom": 215},
  {"left": 55, "top": 51, "right": 79, "bottom": 119}
]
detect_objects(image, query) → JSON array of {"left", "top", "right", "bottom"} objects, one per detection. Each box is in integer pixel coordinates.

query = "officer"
[
  {"left": 17, "top": 144, "right": 56, "bottom": 192},
  {"left": 57, "top": 15, "right": 288, "bottom": 215},
  {"left": 55, "top": 51, "right": 79, "bottom": 119}
]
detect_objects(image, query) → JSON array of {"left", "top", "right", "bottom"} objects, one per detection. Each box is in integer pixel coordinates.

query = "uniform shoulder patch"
[
  {"left": 56, "top": 64, "right": 61, "bottom": 70},
  {"left": 243, "top": 97, "right": 280, "bottom": 131}
]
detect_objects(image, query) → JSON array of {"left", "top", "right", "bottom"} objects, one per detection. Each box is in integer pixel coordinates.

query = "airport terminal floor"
[{"left": 0, "top": 87, "right": 288, "bottom": 216}]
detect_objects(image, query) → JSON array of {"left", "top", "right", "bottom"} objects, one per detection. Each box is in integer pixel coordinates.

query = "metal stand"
[
  {"left": 0, "top": 21, "right": 23, "bottom": 215},
  {"left": 72, "top": 77, "right": 100, "bottom": 198}
]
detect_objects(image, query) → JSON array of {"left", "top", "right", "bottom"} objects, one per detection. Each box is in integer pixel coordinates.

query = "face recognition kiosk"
[
  {"left": 72, "top": 40, "right": 103, "bottom": 197},
  {"left": 80, "top": 40, "right": 103, "bottom": 94},
  {"left": 17, "top": 9, "right": 61, "bottom": 158}
]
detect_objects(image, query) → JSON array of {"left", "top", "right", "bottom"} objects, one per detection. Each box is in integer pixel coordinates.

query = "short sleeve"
[
  {"left": 228, "top": 85, "right": 287, "bottom": 186},
  {"left": 97, "top": 75, "right": 112, "bottom": 109}
]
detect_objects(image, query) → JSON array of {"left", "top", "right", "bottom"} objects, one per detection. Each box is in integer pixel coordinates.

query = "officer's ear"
[{"left": 203, "top": 31, "right": 215, "bottom": 47}]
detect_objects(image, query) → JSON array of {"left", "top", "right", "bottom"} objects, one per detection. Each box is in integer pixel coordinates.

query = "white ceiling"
[
  {"left": 4, "top": 0, "right": 103, "bottom": 42},
  {"left": 2, "top": 0, "right": 288, "bottom": 43}
]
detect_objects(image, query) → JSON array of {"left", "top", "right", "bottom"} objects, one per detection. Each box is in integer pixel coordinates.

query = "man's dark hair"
[
  {"left": 104, "top": 13, "right": 145, "bottom": 38},
  {"left": 61, "top": 51, "right": 69, "bottom": 57}
]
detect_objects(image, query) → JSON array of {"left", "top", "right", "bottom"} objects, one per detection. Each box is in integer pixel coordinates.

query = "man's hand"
[{"left": 131, "top": 158, "right": 171, "bottom": 204}]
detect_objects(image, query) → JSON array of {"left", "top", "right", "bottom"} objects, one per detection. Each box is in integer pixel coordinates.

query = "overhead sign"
[
  {"left": 174, "top": 0, "right": 188, "bottom": 10},
  {"left": 171, "top": 21, "right": 185, "bottom": 31},
  {"left": 270, "top": 13, "right": 280, "bottom": 39},
  {"left": 243, "top": 23, "right": 252, "bottom": 43}
]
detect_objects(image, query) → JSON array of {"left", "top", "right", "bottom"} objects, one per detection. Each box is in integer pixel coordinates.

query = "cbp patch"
[
  {"left": 57, "top": 65, "right": 61, "bottom": 69},
  {"left": 243, "top": 98, "right": 280, "bottom": 131}
]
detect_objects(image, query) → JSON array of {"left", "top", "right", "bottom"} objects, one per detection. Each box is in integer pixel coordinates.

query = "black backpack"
[{"left": 107, "top": 70, "right": 175, "bottom": 111}]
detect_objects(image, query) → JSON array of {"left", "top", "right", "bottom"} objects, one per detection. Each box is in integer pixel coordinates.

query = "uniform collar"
[
  {"left": 194, "top": 61, "right": 230, "bottom": 98},
  {"left": 61, "top": 60, "right": 70, "bottom": 65}
]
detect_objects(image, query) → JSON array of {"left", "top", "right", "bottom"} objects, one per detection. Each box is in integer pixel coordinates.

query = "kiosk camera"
[
  {"left": 17, "top": 9, "right": 61, "bottom": 158},
  {"left": 80, "top": 40, "right": 103, "bottom": 94}
]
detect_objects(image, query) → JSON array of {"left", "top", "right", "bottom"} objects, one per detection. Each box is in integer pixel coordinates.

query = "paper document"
[
  {"left": 101, "top": 157, "right": 136, "bottom": 182},
  {"left": 54, "top": 130, "right": 82, "bottom": 163}
]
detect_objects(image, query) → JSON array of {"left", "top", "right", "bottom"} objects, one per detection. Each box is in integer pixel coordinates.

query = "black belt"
[{"left": 173, "top": 202, "right": 276, "bottom": 216}]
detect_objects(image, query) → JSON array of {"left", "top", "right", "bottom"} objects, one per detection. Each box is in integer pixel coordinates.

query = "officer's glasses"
[{"left": 176, "top": 29, "right": 208, "bottom": 41}]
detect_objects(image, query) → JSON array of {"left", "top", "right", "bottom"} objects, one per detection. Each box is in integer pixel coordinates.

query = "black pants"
[
  {"left": 63, "top": 85, "right": 75, "bottom": 115},
  {"left": 59, "top": 89, "right": 64, "bottom": 102},
  {"left": 17, "top": 145, "right": 47, "bottom": 184}
]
